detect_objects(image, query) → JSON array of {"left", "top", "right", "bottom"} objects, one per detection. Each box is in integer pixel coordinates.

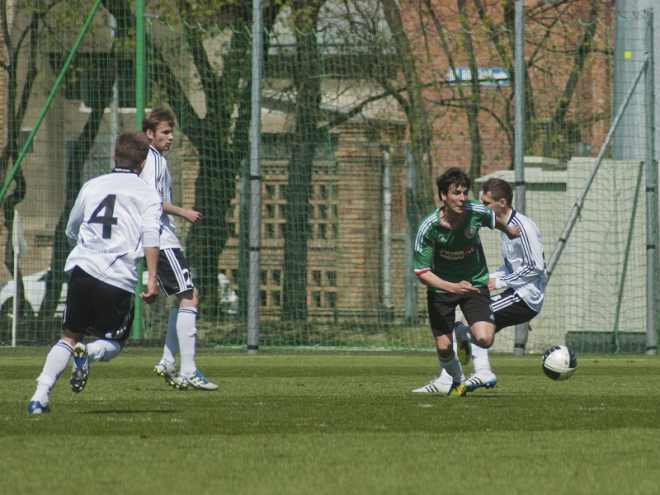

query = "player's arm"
[
  {"left": 141, "top": 246, "right": 159, "bottom": 304},
  {"left": 494, "top": 214, "right": 520, "bottom": 239},
  {"left": 162, "top": 202, "right": 202, "bottom": 225},
  {"left": 140, "top": 193, "right": 163, "bottom": 304},
  {"left": 417, "top": 271, "right": 479, "bottom": 296},
  {"left": 65, "top": 188, "right": 86, "bottom": 246}
]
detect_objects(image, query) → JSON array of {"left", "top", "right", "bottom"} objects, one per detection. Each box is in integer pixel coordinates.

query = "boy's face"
[
  {"left": 480, "top": 190, "right": 507, "bottom": 217},
  {"left": 440, "top": 184, "right": 469, "bottom": 215},
  {"left": 146, "top": 122, "right": 174, "bottom": 153}
]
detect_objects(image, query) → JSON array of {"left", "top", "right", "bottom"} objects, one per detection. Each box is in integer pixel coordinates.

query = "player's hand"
[
  {"left": 452, "top": 280, "right": 480, "bottom": 297},
  {"left": 140, "top": 279, "right": 159, "bottom": 304},
  {"left": 506, "top": 224, "right": 521, "bottom": 239},
  {"left": 487, "top": 278, "right": 498, "bottom": 291},
  {"left": 183, "top": 209, "right": 202, "bottom": 225}
]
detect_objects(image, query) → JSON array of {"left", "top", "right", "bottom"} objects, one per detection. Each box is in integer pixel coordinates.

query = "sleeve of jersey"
[
  {"left": 469, "top": 201, "right": 496, "bottom": 229},
  {"left": 140, "top": 157, "right": 159, "bottom": 193},
  {"left": 65, "top": 187, "right": 86, "bottom": 247},
  {"left": 413, "top": 221, "right": 433, "bottom": 276},
  {"left": 141, "top": 192, "right": 163, "bottom": 248},
  {"left": 497, "top": 222, "right": 545, "bottom": 290}
]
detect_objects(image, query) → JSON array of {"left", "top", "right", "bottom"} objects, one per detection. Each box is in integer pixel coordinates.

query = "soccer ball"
[{"left": 542, "top": 345, "right": 577, "bottom": 381}]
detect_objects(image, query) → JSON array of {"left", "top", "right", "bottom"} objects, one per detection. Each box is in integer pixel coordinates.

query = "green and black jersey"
[{"left": 413, "top": 200, "right": 495, "bottom": 293}]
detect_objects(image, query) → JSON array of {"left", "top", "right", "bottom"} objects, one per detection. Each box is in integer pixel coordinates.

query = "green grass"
[{"left": 1, "top": 348, "right": 660, "bottom": 495}]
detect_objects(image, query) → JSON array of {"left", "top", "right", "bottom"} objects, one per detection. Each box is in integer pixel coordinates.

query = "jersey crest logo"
[{"left": 465, "top": 226, "right": 477, "bottom": 239}]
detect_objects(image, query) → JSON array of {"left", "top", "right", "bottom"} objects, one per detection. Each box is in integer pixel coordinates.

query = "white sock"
[
  {"left": 177, "top": 306, "right": 198, "bottom": 376},
  {"left": 30, "top": 339, "right": 73, "bottom": 404},
  {"left": 87, "top": 339, "right": 122, "bottom": 363},
  {"left": 472, "top": 344, "right": 492, "bottom": 374},
  {"left": 438, "top": 342, "right": 464, "bottom": 383},
  {"left": 161, "top": 305, "right": 180, "bottom": 365},
  {"left": 438, "top": 353, "right": 463, "bottom": 383},
  {"left": 455, "top": 323, "right": 474, "bottom": 344}
]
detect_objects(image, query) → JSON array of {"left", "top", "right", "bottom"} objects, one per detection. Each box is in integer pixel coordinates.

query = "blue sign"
[{"left": 447, "top": 67, "right": 510, "bottom": 87}]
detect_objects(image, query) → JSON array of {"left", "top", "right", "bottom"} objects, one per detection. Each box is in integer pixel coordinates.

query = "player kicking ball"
[
  {"left": 412, "top": 168, "right": 520, "bottom": 397},
  {"left": 28, "top": 131, "right": 162, "bottom": 414},
  {"left": 414, "top": 177, "right": 546, "bottom": 394}
]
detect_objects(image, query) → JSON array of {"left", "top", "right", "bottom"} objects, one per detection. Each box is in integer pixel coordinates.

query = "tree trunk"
[{"left": 282, "top": 3, "right": 323, "bottom": 321}]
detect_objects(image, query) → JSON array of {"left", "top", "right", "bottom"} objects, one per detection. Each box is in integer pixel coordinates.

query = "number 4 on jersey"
[{"left": 88, "top": 194, "right": 118, "bottom": 239}]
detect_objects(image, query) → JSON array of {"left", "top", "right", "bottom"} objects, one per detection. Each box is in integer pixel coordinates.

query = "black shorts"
[
  {"left": 62, "top": 267, "right": 135, "bottom": 342},
  {"left": 491, "top": 288, "right": 538, "bottom": 331},
  {"left": 427, "top": 287, "right": 494, "bottom": 338},
  {"left": 157, "top": 248, "right": 195, "bottom": 296}
]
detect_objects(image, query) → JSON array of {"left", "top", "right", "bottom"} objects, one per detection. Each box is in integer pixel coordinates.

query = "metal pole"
[
  {"left": 644, "top": 10, "right": 657, "bottom": 355},
  {"left": 512, "top": 2, "right": 528, "bottom": 355},
  {"left": 133, "top": 0, "right": 146, "bottom": 340},
  {"left": 381, "top": 145, "right": 393, "bottom": 321},
  {"left": 238, "top": 158, "right": 250, "bottom": 319},
  {"left": 248, "top": 0, "right": 263, "bottom": 354},
  {"left": 546, "top": 56, "right": 649, "bottom": 279},
  {"left": 514, "top": 1, "right": 526, "bottom": 215},
  {"left": 404, "top": 145, "right": 418, "bottom": 325}
]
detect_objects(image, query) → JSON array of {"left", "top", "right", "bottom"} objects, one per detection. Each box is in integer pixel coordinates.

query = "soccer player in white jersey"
[
  {"left": 412, "top": 168, "right": 520, "bottom": 397},
  {"left": 28, "top": 131, "right": 162, "bottom": 414},
  {"left": 414, "top": 177, "right": 546, "bottom": 394},
  {"left": 141, "top": 108, "right": 218, "bottom": 391}
]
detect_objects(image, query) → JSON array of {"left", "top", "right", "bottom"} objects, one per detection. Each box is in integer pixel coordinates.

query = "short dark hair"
[
  {"left": 114, "top": 131, "right": 150, "bottom": 170},
  {"left": 142, "top": 107, "right": 176, "bottom": 134},
  {"left": 481, "top": 177, "right": 513, "bottom": 206},
  {"left": 437, "top": 167, "right": 470, "bottom": 197}
]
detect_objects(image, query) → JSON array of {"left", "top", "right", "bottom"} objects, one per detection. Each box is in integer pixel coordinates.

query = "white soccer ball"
[{"left": 542, "top": 345, "right": 577, "bottom": 381}]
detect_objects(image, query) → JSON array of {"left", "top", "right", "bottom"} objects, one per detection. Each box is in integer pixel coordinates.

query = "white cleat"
[
  {"left": 464, "top": 370, "right": 498, "bottom": 392},
  {"left": 154, "top": 362, "right": 188, "bottom": 390},
  {"left": 182, "top": 370, "right": 218, "bottom": 391},
  {"left": 413, "top": 376, "right": 453, "bottom": 394}
]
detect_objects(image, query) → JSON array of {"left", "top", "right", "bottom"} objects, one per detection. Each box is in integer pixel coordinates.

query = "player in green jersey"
[{"left": 412, "top": 168, "right": 520, "bottom": 396}]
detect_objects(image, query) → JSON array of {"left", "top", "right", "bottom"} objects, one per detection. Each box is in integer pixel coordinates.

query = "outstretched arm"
[
  {"left": 163, "top": 202, "right": 202, "bottom": 225},
  {"left": 494, "top": 215, "right": 520, "bottom": 239}
]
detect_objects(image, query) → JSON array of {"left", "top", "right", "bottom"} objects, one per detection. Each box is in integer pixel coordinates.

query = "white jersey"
[
  {"left": 139, "top": 146, "right": 180, "bottom": 249},
  {"left": 65, "top": 169, "right": 162, "bottom": 293},
  {"left": 491, "top": 210, "right": 547, "bottom": 313}
]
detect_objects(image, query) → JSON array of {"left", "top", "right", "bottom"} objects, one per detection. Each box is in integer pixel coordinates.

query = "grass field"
[{"left": 2, "top": 347, "right": 660, "bottom": 495}]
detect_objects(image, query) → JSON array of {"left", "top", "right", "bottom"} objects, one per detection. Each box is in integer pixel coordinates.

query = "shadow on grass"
[{"left": 84, "top": 409, "right": 182, "bottom": 414}]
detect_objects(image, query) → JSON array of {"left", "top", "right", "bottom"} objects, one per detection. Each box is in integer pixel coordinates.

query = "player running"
[
  {"left": 412, "top": 168, "right": 520, "bottom": 397},
  {"left": 28, "top": 131, "right": 161, "bottom": 414},
  {"left": 414, "top": 177, "right": 546, "bottom": 394}
]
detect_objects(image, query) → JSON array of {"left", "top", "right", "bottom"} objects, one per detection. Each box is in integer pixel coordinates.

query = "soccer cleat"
[
  {"left": 446, "top": 381, "right": 467, "bottom": 397},
  {"left": 27, "top": 401, "right": 51, "bottom": 414},
  {"left": 455, "top": 324, "right": 472, "bottom": 366},
  {"left": 181, "top": 370, "right": 218, "bottom": 391},
  {"left": 70, "top": 342, "right": 90, "bottom": 393},
  {"left": 413, "top": 376, "right": 452, "bottom": 394},
  {"left": 464, "top": 371, "right": 498, "bottom": 393},
  {"left": 154, "top": 362, "right": 188, "bottom": 390}
]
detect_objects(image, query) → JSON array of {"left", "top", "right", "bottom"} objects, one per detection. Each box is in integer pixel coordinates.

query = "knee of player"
[
  {"left": 177, "top": 288, "right": 198, "bottom": 307},
  {"left": 476, "top": 336, "right": 494, "bottom": 349}
]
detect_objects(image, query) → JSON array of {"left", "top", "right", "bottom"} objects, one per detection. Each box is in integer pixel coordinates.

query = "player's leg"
[
  {"left": 153, "top": 249, "right": 190, "bottom": 389},
  {"left": 455, "top": 288, "right": 496, "bottom": 365},
  {"left": 69, "top": 273, "right": 134, "bottom": 394},
  {"left": 159, "top": 248, "right": 217, "bottom": 390},
  {"left": 413, "top": 292, "right": 465, "bottom": 396},
  {"left": 412, "top": 340, "right": 459, "bottom": 394},
  {"left": 28, "top": 268, "right": 91, "bottom": 413},
  {"left": 28, "top": 330, "right": 84, "bottom": 414}
]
